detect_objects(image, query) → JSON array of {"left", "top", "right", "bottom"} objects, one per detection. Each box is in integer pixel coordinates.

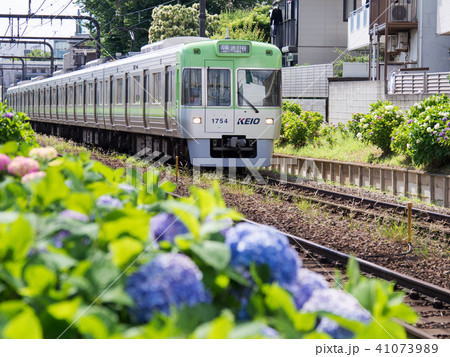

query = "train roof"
[{"left": 7, "top": 37, "right": 280, "bottom": 91}]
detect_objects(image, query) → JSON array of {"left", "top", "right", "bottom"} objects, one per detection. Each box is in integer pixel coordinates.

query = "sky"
[{"left": 0, "top": 0, "right": 82, "bottom": 56}]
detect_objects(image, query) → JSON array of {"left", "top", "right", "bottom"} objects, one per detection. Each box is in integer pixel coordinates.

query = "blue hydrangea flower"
[
  {"left": 97, "top": 195, "right": 124, "bottom": 209},
  {"left": 118, "top": 183, "right": 135, "bottom": 193},
  {"left": 59, "top": 209, "right": 89, "bottom": 222},
  {"left": 2, "top": 112, "right": 13, "bottom": 119},
  {"left": 283, "top": 269, "right": 329, "bottom": 309},
  {"left": 225, "top": 223, "right": 300, "bottom": 285},
  {"left": 150, "top": 212, "right": 189, "bottom": 243},
  {"left": 302, "top": 289, "right": 372, "bottom": 339},
  {"left": 260, "top": 326, "right": 279, "bottom": 338},
  {"left": 125, "top": 253, "right": 209, "bottom": 323},
  {"left": 53, "top": 230, "right": 70, "bottom": 248}
]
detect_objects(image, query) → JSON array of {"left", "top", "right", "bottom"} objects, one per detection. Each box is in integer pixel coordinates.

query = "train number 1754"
[{"left": 211, "top": 118, "right": 228, "bottom": 124}]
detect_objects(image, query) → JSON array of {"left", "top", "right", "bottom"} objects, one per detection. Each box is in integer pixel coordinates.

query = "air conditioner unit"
[
  {"left": 387, "top": 35, "right": 398, "bottom": 54},
  {"left": 397, "top": 32, "right": 409, "bottom": 51},
  {"left": 391, "top": 5, "right": 409, "bottom": 22}
]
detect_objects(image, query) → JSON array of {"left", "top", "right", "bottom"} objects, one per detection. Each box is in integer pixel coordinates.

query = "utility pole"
[{"left": 199, "top": 0, "right": 206, "bottom": 37}]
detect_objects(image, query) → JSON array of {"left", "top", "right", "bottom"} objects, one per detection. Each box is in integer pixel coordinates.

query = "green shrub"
[
  {"left": 0, "top": 103, "right": 36, "bottom": 146},
  {"left": 351, "top": 101, "right": 405, "bottom": 153},
  {"left": 391, "top": 95, "right": 450, "bottom": 166},
  {"left": 280, "top": 101, "right": 323, "bottom": 147}
]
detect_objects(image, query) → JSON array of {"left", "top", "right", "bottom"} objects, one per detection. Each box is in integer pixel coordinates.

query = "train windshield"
[{"left": 237, "top": 69, "right": 281, "bottom": 108}]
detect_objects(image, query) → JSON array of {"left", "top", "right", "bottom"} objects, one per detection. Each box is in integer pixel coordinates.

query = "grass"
[{"left": 274, "top": 129, "right": 450, "bottom": 174}]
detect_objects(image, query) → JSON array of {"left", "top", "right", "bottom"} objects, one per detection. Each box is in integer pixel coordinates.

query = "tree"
[
  {"left": 75, "top": 1, "right": 262, "bottom": 55},
  {"left": 148, "top": 3, "right": 219, "bottom": 43},
  {"left": 25, "top": 49, "right": 51, "bottom": 61}
]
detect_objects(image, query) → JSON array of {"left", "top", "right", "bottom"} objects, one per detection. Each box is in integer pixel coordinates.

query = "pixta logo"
[{"left": 237, "top": 118, "right": 260, "bottom": 125}]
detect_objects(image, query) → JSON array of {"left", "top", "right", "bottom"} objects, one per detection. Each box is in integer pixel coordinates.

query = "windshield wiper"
[{"left": 238, "top": 90, "right": 259, "bottom": 113}]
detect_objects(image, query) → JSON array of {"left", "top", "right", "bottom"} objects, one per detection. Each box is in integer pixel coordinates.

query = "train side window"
[
  {"left": 77, "top": 84, "right": 83, "bottom": 105},
  {"left": 98, "top": 81, "right": 103, "bottom": 105},
  {"left": 132, "top": 75, "right": 141, "bottom": 104},
  {"left": 86, "top": 83, "right": 93, "bottom": 105},
  {"left": 182, "top": 68, "right": 202, "bottom": 106},
  {"left": 151, "top": 73, "right": 161, "bottom": 104},
  {"left": 116, "top": 78, "right": 123, "bottom": 104},
  {"left": 207, "top": 69, "right": 231, "bottom": 106},
  {"left": 68, "top": 86, "right": 74, "bottom": 105}
]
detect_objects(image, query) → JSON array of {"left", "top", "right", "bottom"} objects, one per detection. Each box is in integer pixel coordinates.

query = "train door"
[
  {"left": 143, "top": 69, "right": 149, "bottom": 129},
  {"left": 164, "top": 65, "right": 174, "bottom": 131},
  {"left": 204, "top": 60, "right": 234, "bottom": 134}
]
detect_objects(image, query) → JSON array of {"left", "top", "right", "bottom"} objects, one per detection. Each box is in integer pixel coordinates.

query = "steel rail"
[{"left": 262, "top": 176, "right": 450, "bottom": 224}]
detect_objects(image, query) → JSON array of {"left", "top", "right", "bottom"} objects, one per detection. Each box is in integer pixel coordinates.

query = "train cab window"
[
  {"left": 116, "top": 78, "right": 123, "bottom": 104},
  {"left": 131, "top": 76, "right": 141, "bottom": 104},
  {"left": 237, "top": 69, "right": 281, "bottom": 107},
  {"left": 182, "top": 68, "right": 202, "bottom": 106},
  {"left": 207, "top": 69, "right": 231, "bottom": 106},
  {"left": 151, "top": 73, "right": 161, "bottom": 104}
]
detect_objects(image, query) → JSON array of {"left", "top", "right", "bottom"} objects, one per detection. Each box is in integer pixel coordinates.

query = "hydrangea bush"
[
  {"left": 350, "top": 101, "right": 405, "bottom": 153},
  {"left": 391, "top": 94, "right": 450, "bottom": 166},
  {"left": 279, "top": 100, "right": 323, "bottom": 147},
  {"left": 0, "top": 105, "right": 417, "bottom": 338},
  {"left": 0, "top": 102, "right": 36, "bottom": 146}
]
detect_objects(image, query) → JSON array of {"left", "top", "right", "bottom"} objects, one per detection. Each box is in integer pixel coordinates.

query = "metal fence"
[
  {"left": 393, "top": 72, "right": 450, "bottom": 94},
  {"left": 282, "top": 64, "right": 333, "bottom": 98}
]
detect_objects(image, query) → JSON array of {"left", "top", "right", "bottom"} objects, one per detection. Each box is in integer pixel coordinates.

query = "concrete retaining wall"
[
  {"left": 328, "top": 80, "right": 430, "bottom": 123},
  {"left": 271, "top": 153, "right": 450, "bottom": 207}
]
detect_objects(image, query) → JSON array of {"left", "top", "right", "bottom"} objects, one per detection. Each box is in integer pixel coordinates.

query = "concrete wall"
[
  {"left": 298, "top": 0, "right": 349, "bottom": 65},
  {"left": 419, "top": 0, "right": 450, "bottom": 72},
  {"left": 437, "top": 0, "right": 450, "bottom": 35},
  {"left": 328, "top": 80, "right": 430, "bottom": 123}
]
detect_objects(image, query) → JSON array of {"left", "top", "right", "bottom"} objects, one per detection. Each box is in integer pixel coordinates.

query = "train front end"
[{"left": 180, "top": 40, "right": 282, "bottom": 167}]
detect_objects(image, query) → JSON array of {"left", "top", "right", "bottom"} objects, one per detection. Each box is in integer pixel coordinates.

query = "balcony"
[
  {"left": 370, "top": 0, "right": 418, "bottom": 35},
  {"left": 348, "top": 5, "right": 370, "bottom": 51},
  {"left": 437, "top": 0, "right": 450, "bottom": 35}
]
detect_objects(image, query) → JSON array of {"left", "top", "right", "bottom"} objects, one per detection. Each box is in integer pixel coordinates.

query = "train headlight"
[
  {"left": 192, "top": 117, "right": 202, "bottom": 124},
  {"left": 265, "top": 118, "right": 274, "bottom": 125}
]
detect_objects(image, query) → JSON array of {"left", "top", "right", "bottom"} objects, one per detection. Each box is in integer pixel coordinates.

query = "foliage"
[
  {"left": 391, "top": 95, "right": 450, "bottom": 166},
  {"left": 211, "top": 4, "right": 271, "bottom": 42},
  {"left": 0, "top": 106, "right": 416, "bottom": 339},
  {"left": 25, "top": 49, "right": 51, "bottom": 61},
  {"left": 350, "top": 101, "right": 405, "bottom": 153},
  {"left": 333, "top": 49, "right": 369, "bottom": 77},
  {"left": 149, "top": 3, "right": 220, "bottom": 43},
  {"left": 279, "top": 101, "right": 323, "bottom": 147},
  {"left": 0, "top": 103, "right": 37, "bottom": 147}
]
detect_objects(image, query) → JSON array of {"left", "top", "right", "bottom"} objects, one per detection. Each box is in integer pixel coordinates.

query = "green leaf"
[
  {"left": 228, "top": 321, "right": 271, "bottom": 339},
  {"left": 109, "top": 237, "right": 143, "bottom": 268},
  {"left": 0, "top": 301, "right": 42, "bottom": 339},
  {"left": 47, "top": 297, "right": 82, "bottom": 322},
  {"left": 0, "top": 216, "right": 32, "bottom": 261},
  {"left": 64, "top": 193, "right": 94, "bottom": 215},
  {"left": 194, "top": 310, "right": 234, "bottom": 339},
  {"left": 191, "top": 241, "right": 230, "bottom": 270},
  {"left": 76, "top": 315, "right": 109, "bottom": 339},
  {"left": 20, "top": 265, "right": 57, "bottom": 296},
  {"left": 356, "top": 318, "right": 406, "bottom": 339},
  {"left": 31, "top": 169, "right": 70, "bottom": 208}
]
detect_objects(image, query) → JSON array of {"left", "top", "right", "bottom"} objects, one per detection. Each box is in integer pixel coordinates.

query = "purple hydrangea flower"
[
  {"left": 225, "top": 223, "right": 300, "bottom": 285},
  {"left": 437, "top": 138, "right": 441, "bottom": 143},
  {"left": 118, "top": 183, "right": 135, "bottom": 193},
  {"left": 59, "top": 209, "right": 89, "bottom": 222},
  {"left": 2, "top": 112, "right": 14, "bottom": 119},
  {"left": 433, "top": 131, "right": 438, "bottom": 135},
  {"left": 302, "top": 289, "right": 372, "bottom": 339},
  {"left": 439, "top": 131, "right": 445, "bottom": 137},
  {"left": 150, "top": 212, "right": 189, "bottom": 243},
  {"left": 53, "top": 230, "right": 71, "bottom": 248},
  {"left": 407, "top": 119, "right": 413, "bottom": 124},
  {"left": 283, "top": 269, "right": 329, "bottom": 309},
  {"left": 125, "top": 253, "right": 209, "bottom": 323},
  {"left": 448, "top": 121, "right": 450, "bottom": 128},
  {"left": 97, "top": 195, "right": 124, "bottom": 209},
  {"left": 445, "top": 136, "right": 449, "bottom": 141}
]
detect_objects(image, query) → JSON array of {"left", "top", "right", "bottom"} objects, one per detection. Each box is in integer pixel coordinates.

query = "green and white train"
[{"left": 6, "top": 37, "right": 282, "bottom": 167}]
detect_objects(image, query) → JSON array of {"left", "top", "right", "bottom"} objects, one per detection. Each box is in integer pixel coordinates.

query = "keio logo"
[{"left": 237, "top": 118, "right": 260, "bottom": 125}]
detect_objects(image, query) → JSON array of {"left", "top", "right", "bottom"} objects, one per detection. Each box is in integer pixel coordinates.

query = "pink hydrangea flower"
[
  {"left": 0, "top": 154, "right": 11, "bottom": 171},
  {"left": 21, "top": 171, "right": 46, "bottom": 184},
  {"left": 29, "top": 147, "right": 58, "bottom": 160},
  {"left": 7, "top": 156, "right": 40, "bottom": 176}
]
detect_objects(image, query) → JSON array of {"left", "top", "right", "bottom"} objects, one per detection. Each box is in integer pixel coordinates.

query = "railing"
[{"left": 393, "top": 72, "right": 450, "bottom": 94}]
